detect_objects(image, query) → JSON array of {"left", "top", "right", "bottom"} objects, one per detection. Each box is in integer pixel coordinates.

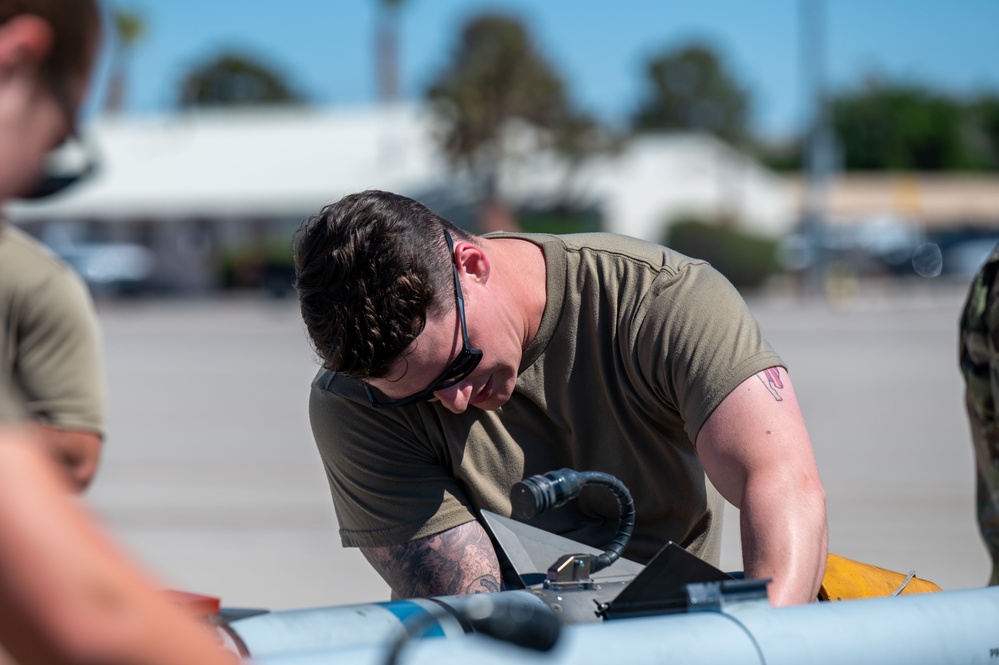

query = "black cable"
[
  {"left": 578, "top": 471, "right": 634, "bottom": 572},
  {"left": 383, "top": 597, "right": 559, "bottom": 665},
  {"left": 510, "top": 468, "right": 635, "bottom": 573}
]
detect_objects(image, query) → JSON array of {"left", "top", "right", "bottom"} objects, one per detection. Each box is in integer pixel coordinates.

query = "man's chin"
[
  {"left": 471, "top": 377, "right": 511, "bottom": 410},
  {"left": 470, "top": 378, "right": 494, "bottom": 407}
]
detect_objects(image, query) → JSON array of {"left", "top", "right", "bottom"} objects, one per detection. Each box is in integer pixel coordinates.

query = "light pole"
[{"left": 800, "top": 0, "right": 837, "bottom": 297}]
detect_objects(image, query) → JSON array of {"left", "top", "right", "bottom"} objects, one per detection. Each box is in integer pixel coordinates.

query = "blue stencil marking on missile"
[{"left": 381, "top": 601, "right": 446, "bottom": 638}]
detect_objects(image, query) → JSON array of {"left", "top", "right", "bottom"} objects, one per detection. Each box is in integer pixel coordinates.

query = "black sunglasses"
[{"left": 365, "top": 229, "right": 483, "bottom": 408}]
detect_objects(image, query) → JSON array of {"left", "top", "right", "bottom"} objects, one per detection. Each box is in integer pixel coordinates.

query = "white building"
[{"left": 4, "top": 105, "right": 795, "bottom": 290}]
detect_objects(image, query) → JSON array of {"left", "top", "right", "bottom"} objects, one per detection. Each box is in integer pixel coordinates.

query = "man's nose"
[{"left": 434, "top": 382, "right": 472, "bottom": 414}]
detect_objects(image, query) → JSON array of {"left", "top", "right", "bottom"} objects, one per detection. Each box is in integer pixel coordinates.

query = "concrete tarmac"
[{"left": 85, "top": 279, "right": 990, "bottom": 611}]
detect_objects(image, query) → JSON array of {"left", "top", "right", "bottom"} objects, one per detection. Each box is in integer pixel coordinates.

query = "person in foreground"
[
  {"left": 0, "top": 1, "right": 235, "bottom": 662},
  {"left": 295, "top": 190, "right": 828, "bottom": 607},
  {"left": 0, "top": 221, "right": 105, "bottom": 491},
  {"left": 0, "top": 407, "right": 237, "bottom": 665},
  {"left": 0, "top": 0, "right": 106, "bottom": 493},
  {"left": 959, "top": 240, "right": 999, "bottom": 586}
]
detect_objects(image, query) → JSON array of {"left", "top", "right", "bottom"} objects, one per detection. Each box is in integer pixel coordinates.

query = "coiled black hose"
[{"left": 510, "top": 468, "right": 635, "bottom": 573}]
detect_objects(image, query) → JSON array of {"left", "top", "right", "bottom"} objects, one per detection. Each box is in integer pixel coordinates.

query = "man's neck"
[{"left": 484, "top": 236, "right": 548, "bottom": 350}]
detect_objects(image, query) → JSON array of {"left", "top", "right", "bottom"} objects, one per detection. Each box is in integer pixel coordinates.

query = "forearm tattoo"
[
  {"left": 361, "top": 521, "right": 501, "bottom": 598},
  {"left": 756, "top": 367, "right": 785, "bottom": 402}
]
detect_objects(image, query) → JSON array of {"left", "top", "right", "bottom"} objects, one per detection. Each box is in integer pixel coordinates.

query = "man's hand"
[
  {"left": 30, "top": 424, "right": 102, "bottom": 493},
  {"left": 696, "top": 367, "right": 827, "bottom": 606},
  {"left": 361, "top": 520, "right": 502, "bottom": 599}
]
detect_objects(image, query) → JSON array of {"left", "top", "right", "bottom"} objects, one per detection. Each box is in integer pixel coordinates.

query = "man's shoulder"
[
  {"left": 485, "top": 231, "right": 704, "bottom": 275},
  {"left": 963, "top": 240, "right": 999, "bottom": 326},
  {"left": 310, "top": 369, "right": 371, "bottom": 406},
  {"left": 974, "top": 240, "right": 999, "bottom": 295},
  {"left": 312, "top": 368, "right": 337, "bottom": 391},
  {"left": 0, "top": 224, "right": 81, "bottom": 291},
  {"left": 308, "top": 370, "right": 374, "bottom": 440},
  {"left": 983, "top": 239, "right": 999, "bottom": 272},
  {"left": 556, "top": 232, "right": 705, "bottom": 272}
]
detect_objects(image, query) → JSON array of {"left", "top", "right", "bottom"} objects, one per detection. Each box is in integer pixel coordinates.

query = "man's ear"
[
  {"left": 0, "top": 15, "right": 54, "bottom": 79},
  {"left": 454, "top": 242, "right": 490, "bottom": 284}
]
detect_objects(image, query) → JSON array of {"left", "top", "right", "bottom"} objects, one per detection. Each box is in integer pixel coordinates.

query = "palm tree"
[
  {"left": 178, "top": 51, "right": 305, "bottom": 108},
  {"left": 427, "top": 14, "right": 574, "bottom": 201},
  {"left": 104, "top": 7, "right": 146, "bottom": 114}
]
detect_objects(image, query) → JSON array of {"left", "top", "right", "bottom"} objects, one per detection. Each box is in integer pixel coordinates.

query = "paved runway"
[{"left": 85, "top": 278, "right": 990, "bottom": 611}]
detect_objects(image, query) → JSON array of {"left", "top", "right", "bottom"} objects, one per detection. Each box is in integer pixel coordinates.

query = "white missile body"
[{"left": 248, "top": 585, "right": 999, "bottom": 665}]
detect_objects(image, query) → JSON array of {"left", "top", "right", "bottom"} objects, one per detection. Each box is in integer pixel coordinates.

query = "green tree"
[
  {"left": 178, "top": 51, "right": 305, "bottom": 108},
  {"left": 664, "top": 217, "right": 779, "bottom": 291},
  {"left": 831, "top": 79, "right": 982, "bottom": 171},
  {"left": 970, "top": 93, "right": 999, "bottom": 170},
  {"left": 631, "top": 43, "right": 750, "bottom": 145},
  {"left": 105, "top": 6, "right": 146, "bottom": 113},
  {"left": 427, "top": 13, "right": 595, "bottom": 201}
]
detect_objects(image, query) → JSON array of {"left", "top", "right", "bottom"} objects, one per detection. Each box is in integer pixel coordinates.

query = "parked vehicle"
[{"left": 55, "top": 241, "right": 156, "bottom": 296}]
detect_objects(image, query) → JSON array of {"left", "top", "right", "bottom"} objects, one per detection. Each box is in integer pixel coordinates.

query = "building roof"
[
  {"left": 8, "top": 106, "right": 998, "bottom": 239},
  {"left": 5, "top": 105, "right": 447, "bottom": 222},
  {"left": 783, "top": 173, "right": 999, "bottom": 228}
]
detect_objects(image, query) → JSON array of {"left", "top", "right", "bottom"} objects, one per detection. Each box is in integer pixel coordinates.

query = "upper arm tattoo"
[
  {"left": 756, "top": 367, "right": 785, "bottom": 402},
  {"left": 361, "top": 520, "right": 501, "bottom": 599}
]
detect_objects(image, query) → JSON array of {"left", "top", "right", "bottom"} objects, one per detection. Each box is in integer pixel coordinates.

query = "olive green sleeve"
[
  {"left": 636, "top": 260, "right": 784, "bottom": 444},
  {"left": 16, "top": 269, "right": 105, "bottom": 436},
  {"left": 0, "top": 373, "right": 26, "bottom": 424}
]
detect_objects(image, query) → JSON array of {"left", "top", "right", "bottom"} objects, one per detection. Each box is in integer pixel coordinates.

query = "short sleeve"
[
  {"left": 0, "top": 372, "right": 26, "bottom": 424},
  {"left": 16, "top": 269, "right": 105, "bottom": 435},
  {"left": 635, "top": 261, "right": 783, "bottom": 443}
]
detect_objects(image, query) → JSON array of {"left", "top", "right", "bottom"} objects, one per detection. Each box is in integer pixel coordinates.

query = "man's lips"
[{"left": 471, "top": 377, "right": 494, "bottom": 405}]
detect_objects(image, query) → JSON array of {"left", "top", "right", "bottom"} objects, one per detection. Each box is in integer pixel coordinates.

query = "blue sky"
[{"left": 92, "top": 0, "right": 999, "bottom": 140}]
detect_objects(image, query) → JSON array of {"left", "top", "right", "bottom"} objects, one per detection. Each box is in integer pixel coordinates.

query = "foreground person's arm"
[
  {"left": 31, "top": 423, "right": 103, "bottom": 492},
  {"left": 0, "top": 427, "right": 237, "bottom": 665}
]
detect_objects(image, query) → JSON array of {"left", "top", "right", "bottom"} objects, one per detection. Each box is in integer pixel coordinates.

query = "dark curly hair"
[{"left": 293, "top": 190, "right": 476, "bottom": 379}]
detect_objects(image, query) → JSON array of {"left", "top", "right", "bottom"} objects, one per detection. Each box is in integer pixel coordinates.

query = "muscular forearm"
[
  {"left": 740, "top": 471, "right": 827, "bottom": 606},
  {"left": 361, "top": 520, "right": 502, "bottom": 598}
]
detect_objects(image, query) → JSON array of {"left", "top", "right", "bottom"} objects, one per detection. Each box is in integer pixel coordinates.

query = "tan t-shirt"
[
  {"left": 0, "top": 224, "right": 105, "bottom": 435},
  {"left": 0, "top": 372, "right": 25, "bottom": 424},
  {"left": 309, "top": 232, "right": 783, "bottom": 565}
]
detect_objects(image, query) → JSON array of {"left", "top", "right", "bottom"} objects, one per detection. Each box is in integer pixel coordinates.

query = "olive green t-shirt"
[
  {"left": 309, "top": 232, "right": 783, "bottom": 565},
  {"left": 0, "top": 224, "right": 105, "bottom": 435},
  {"left": 0, "top": 372, "right": 25, "bottom": 424}
]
